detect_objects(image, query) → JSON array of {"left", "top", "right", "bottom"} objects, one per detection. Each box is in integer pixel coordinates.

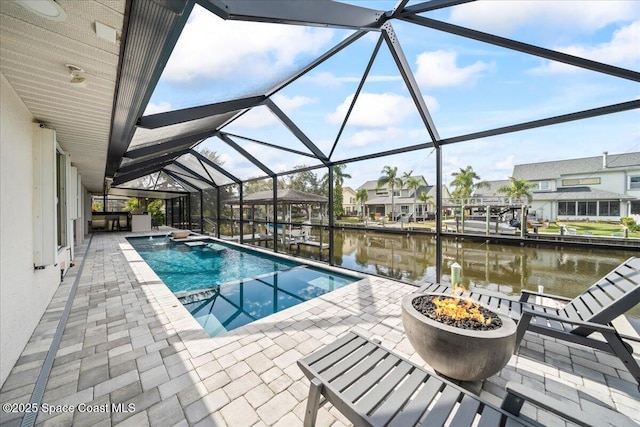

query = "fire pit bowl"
[{"left": 401, "top": 292, "right": 516, "bottom": 382}]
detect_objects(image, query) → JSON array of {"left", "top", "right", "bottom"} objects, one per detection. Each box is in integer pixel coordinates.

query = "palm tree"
[
  {"left": 377, "top": 166, "right": 403, "bottom": 221},
  {"left": 496, "top": 176, "right": 535, "bottom": 204},
  {"left": 450, "top": 166, "right": 489, "bottom": 204},
  {"left": 322, "top": 164, "right": 351, "bottom": 218},
  {"left": 418, "top": 192, "right": 433, "bottom": 220},
  {"left": 405, "top": 176, "right": 422, "bottom": 221},
  {"left": 355, "top": 188, "right": 368, "bottom": 220}
]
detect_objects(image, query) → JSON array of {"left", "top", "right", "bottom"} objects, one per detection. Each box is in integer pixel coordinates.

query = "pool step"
[
  {"left": 175, "top": 265, "right": 309, "bottom": 305},
  {"left": 176, "top": 286, "right": 220, "bottom": 304}
]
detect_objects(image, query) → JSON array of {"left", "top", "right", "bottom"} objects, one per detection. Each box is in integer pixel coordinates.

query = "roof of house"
[
  {"left": 513, "top": 152, "right": 640, "bottom": 181},
  {"left": 473, "top": 180, "right": 510, "bottom": 197},
  {"left": 532, "top": 187, "right": 635, "bottom": 201},
  {"left": 357, "top": 175, "right": 427, "bottom": 191},
  {"left": 343, "top": 186, "right": 356, "bottom": 194},
  {"left": 226, "top": 189, "right": 327, "bottom": 204},
  {"left": 366, "top": 196, "right": 417, "bottom": 205}
]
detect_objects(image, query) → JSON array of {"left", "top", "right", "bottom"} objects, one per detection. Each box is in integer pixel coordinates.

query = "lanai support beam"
[
  {"left": 328, "top": 166, "right": 334, "bottom": 265},
  {"left": 124, "top": 132, "right": 213, "bottom": 159},
  {"left": 329, "top": 34, "right": 384, "bottom": 159},
  {"left": 163, "top": 169, "right": 203, "bottom": 193},
  {"left": 197, "top": 0, "right": 385, "bottom": 30},
  {"left": 137, "top": 95, "right": 265, "bottom": 129},
  {"left": 113, "top": 160, "right": 177, "bottom": 186},
  {"left": 117, "top": 148, "right": 191, "bottom": 174},
  {"left": 106, "top": 0, "right": 195, "bottom": 178},
  {"left": 190, "top": 149, "right": 241, "bottom": 184},
  {"left": 272, "top": 177, "right": 278, "bottom": 252},
  {"left": 218, "top": 134, "right": 276, "bottom": 177},
  {"left": 395, "top": 0, "right": 476, "bottom": 16},
  {"left": 263, "top": 99, "right": 330, "bottom": 165},
  {"left": 171, "top": 162, "right": 217, "bottom": 187},
  {"left": 382, "top": 22, "right": 440, "bottom": 146},
  {"left": 223, "top": 132, "right": 317, "bottom": 159},
  {"left": 402, "top": 15, "right": 640, "bottom": 82}
]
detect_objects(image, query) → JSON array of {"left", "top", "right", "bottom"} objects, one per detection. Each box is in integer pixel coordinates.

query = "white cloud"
[
  {"left": 495, "top": 155, "right": 516, "bottom": 173},
  {"left": 449, "top": 1, "right": 640, "bottom": 34},
  {"left": 415, "top": 51, "right": 492, "bottom": 88},
  {"left": 303, "top": 71, "right": 403, "bottom": 88},
  {"left": 272, "top": 94, "right": 317, "bottom": 111},
  {"left": 144, "top": 102, "right": 172, "bottom": 115},
  {"left": 227, "top": 95, "right": 315, "bottom": 130},
  {"left": 343, "top": 128, "right": 407, "bottom": 147},
  {"left": 328, "top": 92, "right": 438, "bottom": 128},
  {"left": 531, "top": 21, "right": 640, "bottom": 74},
  {"left": 162, "top": 6, "right": 335, "bottom": 82}
]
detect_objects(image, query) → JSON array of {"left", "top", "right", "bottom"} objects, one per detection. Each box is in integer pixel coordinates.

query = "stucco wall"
[{"left": 0, "top": 73, "right": 60, "bottom": 387}]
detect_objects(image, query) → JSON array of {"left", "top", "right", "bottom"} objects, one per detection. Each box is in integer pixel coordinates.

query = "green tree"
[
  {"left": 496, "top": 176, "right": 535, "bottom": 204},
  {"left": 92, "top": 200, "right": 104, "bottom": 212},
  {"left": 450, "top": 166, "right": 489, "bottom": 204},
  {"left": 147, "top": 199, "right": 165, "bottom": 225},
  {"left": 405, "top": 176, "right": 422, "bottom": 220},
  {"left": 377, "top": 166, "right": 403, "bottom": 221},
  {"left": 199, "top": 148, "right": 224, "bottom": 165},
  {"left": 322, "top": 164, "right": 351, "bottom": 218},
  {"left": 418, "top": 192, "right": 433, "bottom": 220},
  {"left": 124, "top": 197, "right": 139, "bottom": 212},
  {"left": 287, "top": 166, "right": 321, "bottom": 194},
  {"left": 243, "top": 177, "right": 275, "bottom": 195},
  {"left": 355, "top": 188, "right": 368, "bottom": 219}
]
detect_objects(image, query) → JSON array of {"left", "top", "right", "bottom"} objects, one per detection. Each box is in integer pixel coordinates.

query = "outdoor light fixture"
[
  {"left": 12, "top": 0, "right": 67, "bottom": 21},
  {"left": 66, "top": 64, "right": 88, "bottom": 88}
]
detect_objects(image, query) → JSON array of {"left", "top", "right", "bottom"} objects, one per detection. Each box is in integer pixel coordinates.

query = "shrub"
[{"left": 620, "top": 217, "right": 639, "bottom": 232}]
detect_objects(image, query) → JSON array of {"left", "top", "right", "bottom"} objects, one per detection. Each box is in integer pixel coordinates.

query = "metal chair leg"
[
  {"left": 602, "top": 330, "right": 640, "bottom": 390},
  {"left": 304, "top": 378, "right": 324, "bottom": 427},
  {"left": 514, "top": 312, "right": 533, "bottom": 352}
]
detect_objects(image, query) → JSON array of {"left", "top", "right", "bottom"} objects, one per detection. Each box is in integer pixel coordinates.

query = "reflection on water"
[{"left": 330, "top": 229, "right": 640, "bottom": 320}]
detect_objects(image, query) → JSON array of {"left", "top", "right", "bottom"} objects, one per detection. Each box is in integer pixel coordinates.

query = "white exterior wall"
[
  {"left": 531, "top": 170, "right": 635, "bottom": 222},
  {"left": 0, "top": 74, "right": 62, "bottom": 387}
]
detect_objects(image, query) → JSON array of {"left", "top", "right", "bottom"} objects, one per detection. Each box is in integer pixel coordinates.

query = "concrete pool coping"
[
  {"left": 1, "top": 229, "right": 639, "bottom": 426},
  {"left": 121, "top": 234, "right": 372, "bottom": 358}
]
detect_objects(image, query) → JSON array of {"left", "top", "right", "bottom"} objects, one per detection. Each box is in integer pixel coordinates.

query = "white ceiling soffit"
[{"left": 0, "top": 0, "right": 126, "bottom": 192}]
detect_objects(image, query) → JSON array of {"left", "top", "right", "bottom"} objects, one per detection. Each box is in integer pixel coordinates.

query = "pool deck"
[{"left": 1, "top": 231, "right": 639, "bottom": 426}]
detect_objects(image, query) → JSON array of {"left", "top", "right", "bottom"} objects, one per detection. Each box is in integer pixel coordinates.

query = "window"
[
  {"left": 400, "top": 205, "right": 409, "bottom": 213},
  {"left": 629, "top": 176, "right": 640, "bottom": 190},
  {"left": 538, "top": 181, "right": 549, "bottom": 190},
  {"left": 375, "top": 189, "right": 388, "bottom": 195},
  {"left": 562, "top": 177, "right": 600, "bottom": 186},
  {"left": 577, "top": 201, "right": 597, "bottom": 216},
  {"left": 599, "top": 200, "right": 620, "bottom": 216},
  {"left": 56, "top": 151, "right": 67, "bottom": 248},
  {"left": 631, "top": 200, "right": 640, "bottom": 215},
  {"left": 393, "top": 190, "right": 400, "bottom": 197},
  {"left": 558, "top": 201, "right": 576, "bottom": 216}
]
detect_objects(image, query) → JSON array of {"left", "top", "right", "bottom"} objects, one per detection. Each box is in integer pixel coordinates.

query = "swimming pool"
[{"left": 127, "top": 236, "right": 358, "bottom": 336}]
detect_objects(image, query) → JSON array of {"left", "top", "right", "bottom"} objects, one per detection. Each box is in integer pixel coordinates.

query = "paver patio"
[{"left": 1, "top": 232, "right": 639, "bottom": 427}]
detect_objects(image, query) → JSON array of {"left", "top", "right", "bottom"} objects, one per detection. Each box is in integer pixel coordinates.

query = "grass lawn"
[
  {"left": 336, "top": 217, "right": 640, "bottom": 238},
  {"left": 543, "top": 221, "right": 640, "bottom": 238}
]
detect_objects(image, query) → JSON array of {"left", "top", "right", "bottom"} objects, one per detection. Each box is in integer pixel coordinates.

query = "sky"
[{"left": 146, "top": 0, "right": 640, "bottom": 190}]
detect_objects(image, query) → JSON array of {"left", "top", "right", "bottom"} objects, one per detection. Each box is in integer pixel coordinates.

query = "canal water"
[{"left": 321, "top": 229, "right": 640, "bottom": 322}]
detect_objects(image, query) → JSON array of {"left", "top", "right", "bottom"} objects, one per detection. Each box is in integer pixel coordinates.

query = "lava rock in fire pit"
[
  {"left": 402, "top": 292, "right": 517, "bottom": 381},
  {"left": 412, "top": 295, "right": 503, "bottom": 331}
]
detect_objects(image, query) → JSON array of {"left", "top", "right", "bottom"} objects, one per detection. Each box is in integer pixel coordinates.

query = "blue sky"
[{"left": 147, "top": 1, "right": 640, "bottom": 189}]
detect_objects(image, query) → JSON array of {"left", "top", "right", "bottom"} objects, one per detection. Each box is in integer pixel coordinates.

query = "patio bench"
[
  {"left": 298, "top": 331, "right": 601, "bottom": 426},
  {"left": 419, "top": 257, "right": 640, "bottom": 389}
]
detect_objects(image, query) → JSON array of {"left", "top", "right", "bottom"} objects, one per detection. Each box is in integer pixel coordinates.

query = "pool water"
[{"left": 127, "top": 236, "right": 358, "bottom": 336}]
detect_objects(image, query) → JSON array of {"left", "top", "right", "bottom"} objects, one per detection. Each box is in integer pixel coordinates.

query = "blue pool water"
[{"left": 127, "top": 236, "right": 358, "bottom": 336}]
